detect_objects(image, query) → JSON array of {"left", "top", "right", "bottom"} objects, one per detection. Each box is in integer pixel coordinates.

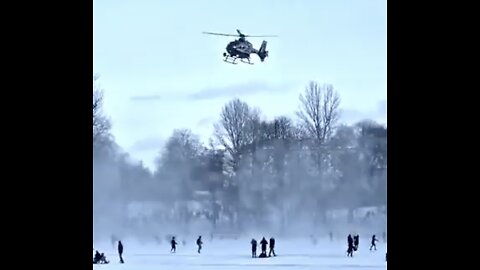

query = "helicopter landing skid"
[
  {"left": 223, "top": 56, "right": 253, "bottom": 65},
  {"left": 240, "top": 59, "right": 254, "bottom": 65},
  {"left": 224, "top": 59, "right": 238, "bottom": 64},
  {"left": 223, "top": 56, "right": 238, "bottom": 64}
]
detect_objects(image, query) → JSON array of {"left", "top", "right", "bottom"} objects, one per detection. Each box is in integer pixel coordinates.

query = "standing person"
[
  {"left": 118, "top": 240, "right": 124, "bottom": 263},
  {"left": 260, "top": 237, "right": 268, "bottom": 257},
  {"left": 353, "top": 234, "right": 359, "bottom": 251},
  {"left": 347, "top": 234, "right": 354, "bottom": 257},
  {"left": 250, "top": 238, "right": 257, "bottom": 258},
  {"left": 196, "top": 236, "right": 203, "bottom": 253},
  {"left": 370, "top": 234, "right": 378, "bottom": 251},
  {"left": 268, "top": 237, "right": 276, "bottom": 257},
  {"left": 171, "top": 236, "right": 178, "bottom": 253},
  {"left": 329, "top": 232, "right": 334, "bottom": 242}
]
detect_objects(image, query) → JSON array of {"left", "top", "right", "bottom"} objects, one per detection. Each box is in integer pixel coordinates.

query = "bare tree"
[
  {"left": 93, "top": 75, "right": 112, "bottom": 143},
  {"left": 157, "top": 129, "right": 203, "bottom": 170},
  {"left": 153, "top": 129, "right": 205, "bottom": 212},
  {"left": 214, "top": 98, "right": 259, "bottom": 174},
  {"left": 295, "top": 82, "right": 341, "bottom": 189},
  {"left": 272, "top": 116, "right": 294, "bottom": 140},
  {"left": 213, "top": 98, "right": 262, "bottom": 229},
  {"left": 296, "top": 82, "right": 340, "bottom": 144},
  {"left": 354, "top": 120, "right": 387, "bottom": 206},
  {"left": 295, "top": 82, "right": 341, "bottom": 224}
]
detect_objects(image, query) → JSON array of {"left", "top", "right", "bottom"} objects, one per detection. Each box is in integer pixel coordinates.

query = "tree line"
[{"left": 93, "top": 76, "right": 386, "bottom": 236}]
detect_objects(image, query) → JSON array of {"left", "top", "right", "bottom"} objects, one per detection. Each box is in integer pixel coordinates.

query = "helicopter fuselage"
[
  {"left": 203, "top": 29, "right": 274, "bottom": 64},
  {"left": 225, "top": 39, "right": 255, "bottom": 59}
]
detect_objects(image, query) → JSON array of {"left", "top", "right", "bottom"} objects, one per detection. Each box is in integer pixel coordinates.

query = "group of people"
[
  {"left": 346, "top": 234, "right": 379, "bottom": 257},
  {"left": 251, "top": 237, "right": 276, "bottom": 258},
  {"left": 96, "top": 232, "right": 383, "bottom": 263},
  {"left": 93, "top": 240, "right": 124, "bottom": 264},
  {"left": 171, "top": 235, "right": 277, "bottom": 259},
  {"left": 92, "top": 250, "right": 109, "bottom": 264},
  {"left": 170, "top": 235, "right": 203, "bottom": 254}
]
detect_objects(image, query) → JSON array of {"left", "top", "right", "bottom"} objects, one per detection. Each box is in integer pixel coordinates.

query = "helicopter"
[{"left": 202, "top": 29, "right": 277, "bottom": 65}]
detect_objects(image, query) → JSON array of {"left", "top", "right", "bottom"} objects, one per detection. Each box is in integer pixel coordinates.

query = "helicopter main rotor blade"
[
  {"left": 243, "top": 35, "right": 278, "bottom": 37},
  {"left": 202, "top": 32, "right": 239, "bottom": 37},
  {"left": 237, "top": 29, "right": 277, "bottom": 37},
  {"left": 203, "top": 31, "right": 279, "bottom": 38}
]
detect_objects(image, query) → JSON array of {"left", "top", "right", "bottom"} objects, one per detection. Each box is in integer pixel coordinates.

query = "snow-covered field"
[{"left": 93, "top": 237, "right": 386, "bottom": 270}]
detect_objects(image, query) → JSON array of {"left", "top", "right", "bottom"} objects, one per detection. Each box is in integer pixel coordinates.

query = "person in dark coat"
[
  {"left": 171, "top": 236, "right": 178, "bottom": 253},
  {"left": 353, "top": 234, "right": 359, "bottom": 251},
  {"left": 260, "top": 237, "right": 268, "bottom": 257},
  {"left": 100, "top": 253, "right": 109, "bottom": 263},
  {"left": 196, "top": 236, "right": 203, "bottom": 253},
  {"left": 329, "top": 232, "right": 334, "bottom": 242},
  {"left": 268, "top": 237, "right": 276, "bottom": 257},
  {"left": 118, "top": 240, "right": 124, "bottom": 263},
  {"left": 93, "top": 250, "right": 110, "bottom": 264},
  {"left": 93, "top": 250, "right": 102, "bottom": 264},
  {"left": 100, "top": 253, "right": 109, "bottom": 264},
  {"left": 250, "top": 238, "right": 257, "bottom": 258},
  {"left": 370, "top": 234, "right": 378, "bottom": 251},
  {"left": 347, "top": 234, "right": 354, "bottom": 257}
]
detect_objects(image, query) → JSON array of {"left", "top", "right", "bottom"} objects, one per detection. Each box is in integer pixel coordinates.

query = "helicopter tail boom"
[{"left": 257, "top": 40, "right": 268, "bottom": 62}]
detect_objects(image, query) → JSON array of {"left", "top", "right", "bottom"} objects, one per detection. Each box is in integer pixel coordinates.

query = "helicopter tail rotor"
[{"left": 257, "top": 40, "right": 269, "bottom": 62}]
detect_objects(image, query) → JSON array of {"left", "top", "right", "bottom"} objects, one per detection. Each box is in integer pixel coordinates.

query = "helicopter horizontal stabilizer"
[{"left": 257, "top": 41, "right": 268, "bottom": 62}]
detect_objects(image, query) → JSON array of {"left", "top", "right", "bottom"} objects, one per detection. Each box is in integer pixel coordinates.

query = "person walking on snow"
[
  {"left": 370, "top": 234, "right": 378, "bottom": 251},
  {"left": 171, "top": 236, "right": 178, "bottom": 253},
  {"left": 268, "top": 237, "right": 276, "bottom": 257},
  {"left": 196, "top": 236, "right": 203, "bottom": 253}
]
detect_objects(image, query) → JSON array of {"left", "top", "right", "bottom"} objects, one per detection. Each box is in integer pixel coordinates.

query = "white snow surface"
[{"left": 93, "top": 237, "right": 386, "bottom": 270}]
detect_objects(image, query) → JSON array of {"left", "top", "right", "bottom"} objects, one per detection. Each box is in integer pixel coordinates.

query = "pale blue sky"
[{"left": 94, "top": 0, "right": 386, "bottom": 170}]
